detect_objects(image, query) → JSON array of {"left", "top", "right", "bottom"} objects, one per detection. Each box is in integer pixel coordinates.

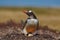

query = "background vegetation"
[{"left": 0, "top": 7, "right": 60, "bottom": 31}]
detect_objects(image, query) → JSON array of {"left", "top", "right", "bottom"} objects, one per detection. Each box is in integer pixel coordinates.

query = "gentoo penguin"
[{"left": 22, "top": 10, "right": 39, "bottom": 37}]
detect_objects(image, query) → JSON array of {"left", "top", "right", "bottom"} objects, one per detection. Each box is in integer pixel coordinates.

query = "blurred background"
[{"left": 0, "top": 0, "right": 60, "bottom": 31}]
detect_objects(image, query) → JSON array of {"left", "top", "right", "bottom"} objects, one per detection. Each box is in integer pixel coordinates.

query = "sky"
[{"left": 0, "top": 0, "right": 60, "bottom": 7}]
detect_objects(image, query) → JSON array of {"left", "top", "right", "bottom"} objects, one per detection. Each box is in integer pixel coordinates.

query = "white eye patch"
[{"left": 29, "top": 10, "right": 32, "bottom": 13}]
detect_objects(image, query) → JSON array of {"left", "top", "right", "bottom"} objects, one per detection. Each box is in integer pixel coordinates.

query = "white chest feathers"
[{"left": 27, "top": 19, "right": 38, "bottom": 25}]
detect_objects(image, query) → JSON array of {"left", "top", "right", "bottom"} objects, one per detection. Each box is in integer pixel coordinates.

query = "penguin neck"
[{"left": 29, "top": 15, "right": 37, "bottom": 19}]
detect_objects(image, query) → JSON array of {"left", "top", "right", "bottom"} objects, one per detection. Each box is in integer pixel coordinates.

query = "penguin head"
[
  {"left": 23, "top": 10, "right": 33, "bottom": 16},
  {"left": 23, "top": 10, "right": 37, "bottom": 19}
]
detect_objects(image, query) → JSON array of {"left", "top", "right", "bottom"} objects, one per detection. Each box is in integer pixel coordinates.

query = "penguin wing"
[
  {"left": 22, "top": 19, "right": 27, "bottom": 29},
  {"left": 37, "top": 20, "right": 39, "bottom": 30}
]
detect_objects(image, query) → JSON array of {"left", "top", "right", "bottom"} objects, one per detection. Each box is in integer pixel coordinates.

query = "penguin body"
[
  {"left": 23, "top": 18, "right": 38, "bottom": 36},
  {"left": 22, "top": 10, "right": 39, "bottom": 37}
]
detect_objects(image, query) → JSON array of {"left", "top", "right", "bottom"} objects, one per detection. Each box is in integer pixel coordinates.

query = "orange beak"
[
  {"left": 23, "top": 10, "right": 28, "bottom": 14},
  {"left": 22, "top": 10, "right": 30, "bottom": 16}
]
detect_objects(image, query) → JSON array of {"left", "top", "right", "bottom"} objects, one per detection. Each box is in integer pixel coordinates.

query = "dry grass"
[
  {"left": 0, "top": 10, "right": 27, "bottom": 23},
  {"left": 0, "top": 7, "right": 60, "bottom": 31},
  {"left": 38, "top": 15, "right": 60, "bottom": 31}
]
